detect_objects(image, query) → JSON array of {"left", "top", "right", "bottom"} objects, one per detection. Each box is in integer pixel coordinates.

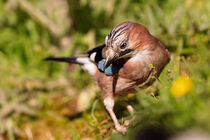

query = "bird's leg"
[
  {"left": 123, "top": 101, "right": 135, "bottom": 127},
  {"left": 125, "top": 103, "right": 134, "bottom": 115},
  {"left": 103, "top": 96, "right": 127, "bottom": 133}
]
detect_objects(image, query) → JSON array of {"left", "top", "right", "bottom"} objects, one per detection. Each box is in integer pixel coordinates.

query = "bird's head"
[{"left": 104, "top": 21, "right": 152, "bottom": 69}]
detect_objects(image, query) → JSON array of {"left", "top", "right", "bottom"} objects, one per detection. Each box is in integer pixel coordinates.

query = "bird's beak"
[{"left": 104, "top": 53, "right": 119, "bottom": 70}]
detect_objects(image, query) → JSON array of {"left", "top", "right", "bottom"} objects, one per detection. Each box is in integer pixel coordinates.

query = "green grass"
[{"left": 0, "top": 0, "right": 209, "bottom": 139}]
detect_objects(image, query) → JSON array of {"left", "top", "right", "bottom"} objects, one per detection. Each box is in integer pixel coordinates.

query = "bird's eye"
[{"left": 120, "top": 43, "right": 127, "bottom": 49}]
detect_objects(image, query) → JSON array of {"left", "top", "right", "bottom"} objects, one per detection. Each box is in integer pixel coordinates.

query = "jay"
[{"left": 45, "top": 21, "right": 170, "bottom": 133}]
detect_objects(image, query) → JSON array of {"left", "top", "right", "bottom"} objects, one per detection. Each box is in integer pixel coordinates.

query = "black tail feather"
[{"left": 44, "top": 57, "right": 82, "bottom": 64}]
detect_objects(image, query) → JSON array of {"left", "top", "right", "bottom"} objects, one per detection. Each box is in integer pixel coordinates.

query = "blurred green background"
[{"left": 0, "top": 0, "right": 210, "bottom": 139}]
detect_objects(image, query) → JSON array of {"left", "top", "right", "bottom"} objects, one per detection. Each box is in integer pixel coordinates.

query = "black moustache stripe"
[{"left": 119, "top": 49, "right": 134, "bottom": 56}]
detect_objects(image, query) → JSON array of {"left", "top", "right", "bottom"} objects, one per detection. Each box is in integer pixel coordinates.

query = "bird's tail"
[
  {"left": 44, "top": 57, "right": 83, "bottom": 65},
  {"left": 44, "top": 56, "right": 97, "bottom": 75}
]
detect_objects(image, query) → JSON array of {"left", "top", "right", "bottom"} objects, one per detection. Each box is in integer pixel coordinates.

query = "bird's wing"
[
  {"left": 87, "top": 44, "right": 106, "bottom": 64},
  {"left": 44, "top": 44, "right": 107, "bottom": 76}
]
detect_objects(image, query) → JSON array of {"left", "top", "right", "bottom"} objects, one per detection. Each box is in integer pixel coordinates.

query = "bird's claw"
[
  {"left": 115, "top": 125, "right": 127, "bottom": 133},
  {"left": 123, "top": 120, "right": 130, "bottom": 127},
  {"left": 115, "top": 119, "right": 134, "bottom": 133}
]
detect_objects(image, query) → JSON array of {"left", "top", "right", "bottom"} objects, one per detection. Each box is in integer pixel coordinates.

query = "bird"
[{"left": 45, "top": 21, "right": 170, "bottom": 133}]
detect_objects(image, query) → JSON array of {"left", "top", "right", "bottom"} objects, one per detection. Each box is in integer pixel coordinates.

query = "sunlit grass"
[{"left": 0, "top": 0, "right": 209, "bottom": 139}]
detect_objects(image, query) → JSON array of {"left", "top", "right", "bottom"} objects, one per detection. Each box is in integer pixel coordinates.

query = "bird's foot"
[
  {"left": 123, "top": 116, "right": 136, "bottom": 128},
  {"left": 115, "top": 124, "right": 127, "bottom": 133},
  {"left": 115, "top": 119, "right": 135, "bottom": 133},
  {"left": 115, "top": 120, "right": 133, "bottom": 133},
  {"left": 114, "top": 117, "right": 135, "bottom": 133},
  {"left": 123, "top": 120, "right": 130, "bottom": 127}
]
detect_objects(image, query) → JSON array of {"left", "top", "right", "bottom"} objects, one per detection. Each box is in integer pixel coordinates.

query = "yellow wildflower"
[{"left": 171, "top": 76, "right": 193, "bottom": 97}]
